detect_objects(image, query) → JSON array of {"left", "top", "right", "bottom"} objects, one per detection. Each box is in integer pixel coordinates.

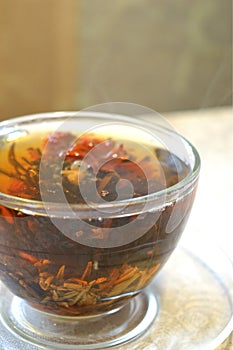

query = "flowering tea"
[{"left": 0, "top": 127, "right": 194, "bottom": 316}]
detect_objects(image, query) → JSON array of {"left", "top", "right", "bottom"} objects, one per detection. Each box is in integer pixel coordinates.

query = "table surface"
[
  {"left": 166, "top": 107, "right": 233, "bottom": 350},
  {"left": 140, "top": 106, "right": 233, "bottom": 349}
]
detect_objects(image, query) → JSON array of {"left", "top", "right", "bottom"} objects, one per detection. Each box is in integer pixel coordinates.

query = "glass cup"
[{"left": 0, "top": 109, "right": 200, "bottom": 349}]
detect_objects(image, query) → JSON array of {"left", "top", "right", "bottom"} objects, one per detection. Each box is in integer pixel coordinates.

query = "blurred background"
[{"left": 0, "top": 0, "right": 232, "bottom": 119}]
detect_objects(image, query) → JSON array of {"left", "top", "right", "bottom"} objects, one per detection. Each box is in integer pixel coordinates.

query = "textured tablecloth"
[{"left": 165, "top": 107, "right": 233, "bottom": 350}]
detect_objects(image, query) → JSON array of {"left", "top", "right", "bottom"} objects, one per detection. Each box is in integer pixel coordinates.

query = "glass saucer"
[
  {"left": 0, "top": 237, "right": 232, "bottom": 350},
  {"left": 118, "top": 236, "right": 233, "bottom": 350}
]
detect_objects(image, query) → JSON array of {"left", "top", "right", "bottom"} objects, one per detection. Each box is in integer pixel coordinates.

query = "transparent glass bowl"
[{"left": 0, "top": 111, "right": 200, "bottom": 349}]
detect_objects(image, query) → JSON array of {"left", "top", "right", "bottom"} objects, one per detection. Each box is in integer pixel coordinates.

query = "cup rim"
[{"left": 0, "top": 111, "right": 201, "bottom": 215}]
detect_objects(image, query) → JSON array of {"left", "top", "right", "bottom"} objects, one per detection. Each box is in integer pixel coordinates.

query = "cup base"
[{"left": 0, "top": 288, "right": 158, "bottom": 349}]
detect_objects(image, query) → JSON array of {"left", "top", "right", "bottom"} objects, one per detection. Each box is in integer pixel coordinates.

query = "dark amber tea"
[
  {"left": 0, "top": 119, "right": 195, "bottom": 317},
  {"left": 0, "top": 111, "right": 201, "bottom": 349}
]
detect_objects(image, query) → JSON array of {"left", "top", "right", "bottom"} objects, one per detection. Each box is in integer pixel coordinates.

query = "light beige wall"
[
  {"left": 78, "top": 0, "right": 232, "bottom": 112},
  {"left": 0, "top": 1, "right": 231, "bottom": 120},
  {"left": 0, "top": 0, "right": 78, "bottom": 120}
]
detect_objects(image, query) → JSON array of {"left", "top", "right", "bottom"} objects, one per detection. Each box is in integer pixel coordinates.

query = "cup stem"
[{"left": 0, "top": 286, "right": 158, "bottom": 349}]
